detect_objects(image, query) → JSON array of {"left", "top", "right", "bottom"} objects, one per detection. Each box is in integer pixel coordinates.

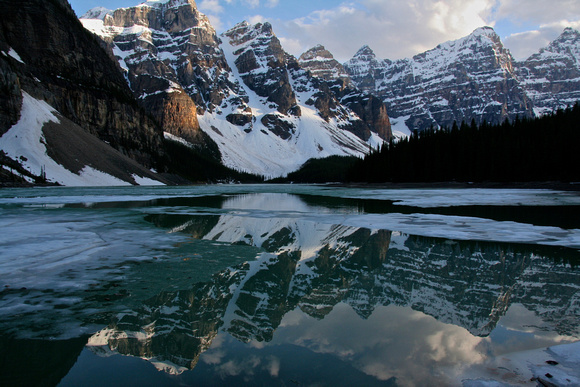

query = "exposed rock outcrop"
[
  {"left": 298, "top": 44, "right": 352, "bottom": 86},
  {"left": 82, "top": 7, "right": 388, "bottom": 177},
  {"left": 299, "top": 45, "right": 392, "bottom": 141},
  {"left": 518, "top": 27, "right": 580, "bottom": 115}
]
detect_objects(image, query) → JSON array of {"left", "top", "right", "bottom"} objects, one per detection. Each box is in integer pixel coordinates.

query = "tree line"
[{"left": 347, "top": 103, "right": 580, "bottom": 183}]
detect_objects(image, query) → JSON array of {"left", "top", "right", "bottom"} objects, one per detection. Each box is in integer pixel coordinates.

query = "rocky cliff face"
[
  {"left": 299, "top": 44, "right": 352, "bottom": 85},
  {"left": 82, "top": 5, "right": 391, "bottom": 177},
  {"left": 81, "top": 0, "right": 230, "bottom": 147},
  {"left": 343, "top": 27, "right": 534, "bottom": 132},
  {"left": 299, "top": 45, "right": 392, "bottom": 141},
  {"left": 0, "top": 0, "right": 165, "bottom": 168},
  {"left": 518, "top": 27, "right": 580, "bottom": 116}
]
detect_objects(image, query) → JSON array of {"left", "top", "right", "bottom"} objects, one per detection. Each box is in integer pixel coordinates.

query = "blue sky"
[{"left": 69, "top": 0, "right": 580, "bottom": 61}]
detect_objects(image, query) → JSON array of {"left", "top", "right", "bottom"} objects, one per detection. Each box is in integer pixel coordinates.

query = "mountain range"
[{"left": 0, "top": 0, "right": 579, "bottom": 185}]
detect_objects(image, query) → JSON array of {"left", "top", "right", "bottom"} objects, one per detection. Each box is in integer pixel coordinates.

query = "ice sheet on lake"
[{"left": 328, "top": 187, "right": 580, "bottom": 207}]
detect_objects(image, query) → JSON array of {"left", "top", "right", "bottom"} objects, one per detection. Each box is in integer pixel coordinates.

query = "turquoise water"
[{"left": 1, "top": 185, "right": 579, "bottom": 386}]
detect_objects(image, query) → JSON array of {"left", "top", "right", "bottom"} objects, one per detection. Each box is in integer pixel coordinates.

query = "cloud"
[
  {"left": 271, "top": 0, "right": 496, "bottom": 61},
  {"left": 199, "top": 0, "right": 225, "bottom": 14},
  {"left": 247, "top": 14, "right": 267, "bottom": 25},
  {"left": 276, "top": 304, "right": 488, "bottom": 384},
  {"left": 503, "top": 20, "right": 580, "bottom": 60},
  {"left": 495, "top": 0, "right": 580, "bottom": 25}
]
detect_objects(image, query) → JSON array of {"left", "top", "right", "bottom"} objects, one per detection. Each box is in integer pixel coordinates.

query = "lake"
[{"left": 1, "top": 184, "right": 579, "bottom": 386}]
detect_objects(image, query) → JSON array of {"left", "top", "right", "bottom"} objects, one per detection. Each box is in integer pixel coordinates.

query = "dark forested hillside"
[{"left": 347, "top": 104, "right": 580, "bottom": 183}]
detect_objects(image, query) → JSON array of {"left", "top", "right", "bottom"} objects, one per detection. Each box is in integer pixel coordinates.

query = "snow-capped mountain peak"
[
  {"left": 298, "top": 44, "right": 352, "bottom": 84},
  {"left": 80, "top": 6, "right": 112, "bottom": 20}
]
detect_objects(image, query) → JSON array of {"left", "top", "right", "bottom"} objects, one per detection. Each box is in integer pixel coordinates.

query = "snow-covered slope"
[
  {"left": 80, "top": 2, "right": 388, "bottom": 177},
  {"left": 0, "top": 91, "right": 165, "bottom": 186},
  {"left": 0, "top": 0, "right": 169, "bottom": 186},
  {"left": 199, "top": 22, "right": 373, "bottom": 177}
]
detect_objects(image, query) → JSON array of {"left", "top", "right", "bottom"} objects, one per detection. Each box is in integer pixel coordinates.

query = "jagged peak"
[
  {"left": 139, "top": 0, "right": 196, "bottom": 8},
  {"left": 554, "top": 27, "right": 580, "bottom": 43},
  {"left": 354, "top": 45, "right": 376, "bottom": 58},
  {"left": 529, "top": 26, "right": 580, "bottom": 63},
  {"left": 81, "top": 6, "right": 112, "bottom": 20},
  {"left": 299, "top": 45, "right": 334, "bottom": 61},
  {"left": 562, "top": 26, "right": 579, "bottom": 35},
  {"left": 224, "top": 20, "right": 277, "bottom": 45},
  {"left": 471, "top": 26, "right": 498, "bottom": 37}
]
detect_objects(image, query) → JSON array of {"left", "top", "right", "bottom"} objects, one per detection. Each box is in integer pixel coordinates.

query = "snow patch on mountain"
[
  {"left": 193, "top": 23, "right": 371, "bottom": 177},
  {"left": 0, "top": 92, "right": 159, "bottom": 186}
]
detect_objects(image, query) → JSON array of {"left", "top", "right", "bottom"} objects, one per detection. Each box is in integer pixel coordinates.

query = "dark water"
[{"left": 0, "top": 185, "right": 579, "bottom": 386}]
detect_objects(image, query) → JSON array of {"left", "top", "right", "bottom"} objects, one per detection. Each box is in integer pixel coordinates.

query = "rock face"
[
  {"left": 518, "top": 27, "right": 580, "bottom": 116},
  {"left": 299, "top": 44, "right": 352, "bottom": 85},
  {"left": 80, "top": 0, "right": 228, "bottom": 146},
  {"left": 82, "top": 5, "right": 391, "bottom": 177},
  {"left": 0, "top": 0, "right": 165, "bottom": 168},
  {"left": 299, "top": 45, "right": 392, "bottom": 141},
  {"left": 225, "top": 21, "right": 298, "bottom": 115},
  {"left": 344, "top": 27, "right": 534, "bottom": 132}
]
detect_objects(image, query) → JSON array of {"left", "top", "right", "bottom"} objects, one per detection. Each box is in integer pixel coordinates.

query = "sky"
[{"left": 68, "top": 0, "right": 580, "bottom": 62}]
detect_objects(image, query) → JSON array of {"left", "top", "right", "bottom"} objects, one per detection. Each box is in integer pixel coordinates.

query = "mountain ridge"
[{"left": 337, "top": 26, "right": 580, "bottom": 133}]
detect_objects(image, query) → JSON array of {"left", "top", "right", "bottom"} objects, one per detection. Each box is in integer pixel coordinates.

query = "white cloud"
[
  {"left": 243, "top": 0, "right": 260, "bottom": 8},
  {"left": 199, "top": 0, "right": 224, "bottom": 14},
  {"left": 495, "top": 0, "right": 580, "bottom": 25},
  {"left": 247, "top": 14, "right": 267, "bottom": 25},
  {"left": 204, "top": 13, "right": 225, "bottom": 30},
  {"left": 212, "top": 0, "right": 579, "bottom": 62},
  {"left": 271, "top": 0, "right": 496, "bottom": 61},
  {"left": 503, "top": 20, "right": 580, "bottom": 60}
]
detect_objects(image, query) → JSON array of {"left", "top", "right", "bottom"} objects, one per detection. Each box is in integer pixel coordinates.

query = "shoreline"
[{"left": 325, "top": 181, "right": 580, "bottom": 191}]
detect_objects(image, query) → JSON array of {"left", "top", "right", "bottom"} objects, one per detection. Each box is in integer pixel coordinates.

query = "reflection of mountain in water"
[{"left": 90, "top": 194, "right": 580, "bottom": 374}]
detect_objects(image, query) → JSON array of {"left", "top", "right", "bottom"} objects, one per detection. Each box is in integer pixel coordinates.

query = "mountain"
[
  {"left": 80, "top": 1, "right": 390, "bottom": 177},
  {"left": 0, "top": 0, "right": 169, "bottom": 186},
  {"left": 299, "top": 45, "right": 392, "bottom": 141},
  {"left": 299, "top": 44, "right": 352, "bottom": 85},
  {"left": 518, "top": 27, "right": 580, "bottom": 116},
  {"left": 343, "top": 27, "right": 534, "bottom": 132}
]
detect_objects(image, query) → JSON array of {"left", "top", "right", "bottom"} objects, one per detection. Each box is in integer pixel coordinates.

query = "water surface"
[{"left": 1, "top": 185, "right": 579, "bottom": 386}]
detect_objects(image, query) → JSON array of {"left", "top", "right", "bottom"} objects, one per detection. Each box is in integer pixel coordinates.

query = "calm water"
[{"left": 1, "top": 185, "right": 579, "bottom": 386}]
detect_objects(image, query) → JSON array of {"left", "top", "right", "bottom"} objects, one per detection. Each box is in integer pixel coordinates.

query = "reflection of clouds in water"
[
  {"left": 212, "top": 355, "right": 280, "bottom": 380},
  {"left": 222, "top": 193, "right": 314, "bottom": 213},
  {"left": 274, "top": 303, "right": 489, "bottom": 385},
  {"left": 491, "top": 303, "right": 579, "bottom": 355},
  {"left": 218, "top": 356, "right": 260, "bottom": 377},
  {"left": 266, "top": 356, "right": 280, "bottom": 377},
  {"left": 200, "top": 334, "right": 227, "bottom": 365}
]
